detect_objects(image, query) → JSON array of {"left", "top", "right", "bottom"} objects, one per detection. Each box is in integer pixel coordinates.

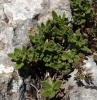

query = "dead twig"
[{"left": 30, "top": 83, "right": 40, "bottom": 100}]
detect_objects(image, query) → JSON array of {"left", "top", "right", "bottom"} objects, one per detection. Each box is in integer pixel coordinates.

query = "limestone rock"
[
  {"left": 64, "top": 56, "right": 97, "bottom": 100},
  {"left": 0, "top": 0, "right": 43, "bottom": 99},
  {"left": 38, "top": 0, "right": 73, "bottom": 26}
]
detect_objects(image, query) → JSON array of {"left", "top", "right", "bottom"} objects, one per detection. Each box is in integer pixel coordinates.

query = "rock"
[
  {"left": 82, "top": 56, "right": 97, "bottom": 86},
  {"left": 2, "top": 0, "right": 43, "bottom": 22},
  {"left": 0, "top": 0, "right": 43, "bottom": 99},
  {"left": 12, "top": 18, "right": 37, "bottom": 48},
  {"left": 10, "top": 71, "right": 25, "bottom": 100},
  {"left": 64, "top": 56, "right": 97, "bottom": 100},
  {"left": 38, "top": 0, "right": 73, "bottom": 26}
]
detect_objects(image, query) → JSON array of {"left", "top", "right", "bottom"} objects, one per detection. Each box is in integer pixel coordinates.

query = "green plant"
[
  {"left": 29, "top": 11, "right": 88, "bottom": 73},
  {"left": 8, "top": 10, "right": 90, "bottom": 100},
  {"left": 8, "top": 11, "right": 88, "bottom": 74},
  {"left": 70, "top": 0, "right": 93, "bottom": 25},
  {"left": 8, "top": 46, "right": 29, "bottom": 69},
  {"left": 41, "top": 79, "right": 62, "bottom": 98}
]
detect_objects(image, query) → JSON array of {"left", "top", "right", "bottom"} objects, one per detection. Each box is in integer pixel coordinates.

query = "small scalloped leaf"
[
  {"left": 41, "top": 81, "right": 52, "bottom": 89},
  {"left": 14, "top": 63, "right": 24, "bottom": 70},
  {"left": 41, "top": 89, "right": 56, "bottom": 98},
  {"left": 53, "top": 80, "right": 62, "bottom": 90}
]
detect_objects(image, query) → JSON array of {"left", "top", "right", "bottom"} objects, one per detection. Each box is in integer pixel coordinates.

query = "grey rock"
[
  {"left": 38, "top": 0, "right": 73, "bottom": 26},
  {"left": 82, "top": 56, "right": 97, "bottom": 86},
  {"left": 64, "top": 56, "right": 97, "bottom": 100},
  {"left": 0, "top": 0, "right": 42, "bottom": 99},
  {"left": 12, "top": 18, "right": 37, "bottom": 48}
]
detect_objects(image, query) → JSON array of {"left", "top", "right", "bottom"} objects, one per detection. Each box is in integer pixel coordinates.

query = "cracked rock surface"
[{"left": 64, "top": 56, "right": 97, "bottom": 100}]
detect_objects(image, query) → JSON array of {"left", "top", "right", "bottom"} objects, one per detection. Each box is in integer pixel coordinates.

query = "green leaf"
[
  {"left": 8, "top": 53, "right": 18, "bottom": 61},
  {"left": 51, "top": 26, "right": 60, "bottom": 36},
  {"left": 52, "top": 10, "right": 58, "bottom": 20},
  {"left": 29, "top": 35, "right": 34, "bottom": 42},
  {"left": 22, "top": 46, "right": 27, "bottom": 54},
  {"left": 41, "top": 89, "right": 56, "bottom": 98},
  {"left": 14, "top": 48, "right": 21, "bottom": 54},
  {"left": 46, "top": 19, "right": 51, "bottom": 26},
  {"left": 53, "top": 80, "right": 62, "bottom": 90},
  {"left": 21, "top": 46, "right": 27, "bottom": 61},
  {"left": 80, "top": 19, "right": 86, "bottom": 24},
  {"left": 43, "top": 55, "right": 52, "bottom": 63},
  {"left": 41, "top": 81, "right": 52, "bottom": 89},
  {"left": 61, "top": 51, "right": 69, "bottom": 60},
  {"left": 74, "top": 55, "right": 79, "bottom": 62},
  {"left": 14, "top": 63, "right": 24, "bottom": 70},
  {"left": 68, "top": 59, "right": 73, "bottom": 63},
  {"left": 61, "top": 63, "right": 70, "bottom": 74},
  {"left": 81, "top": 46, "right": 88, "bottom": 51},
  {"left": 49, "top": 62, "right": 62, "bottom": 69}
]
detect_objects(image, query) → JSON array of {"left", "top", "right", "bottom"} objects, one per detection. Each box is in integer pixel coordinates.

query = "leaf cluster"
[
  {"left": 70, "top": 0, "right": 93, "bottom": 25},
  {"left": 8, "top": 46, "right": 29, "bottom": 69},
  {"left": 41, "top": 80, "right": 62, "bottom": 98},
  {"left": 29, "top": 11, "right": 88, "bottom": 73},
  {"left": 8, "top": 11, "right": 88, "bottom": 74}
]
